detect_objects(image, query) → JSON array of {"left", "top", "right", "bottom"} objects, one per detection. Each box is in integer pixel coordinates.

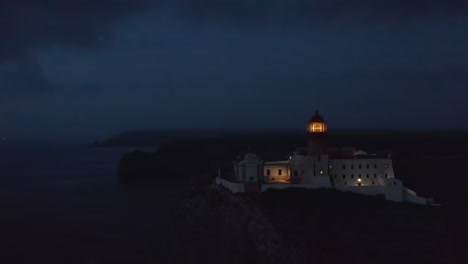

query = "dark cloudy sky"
[{"left": 1, "top": 0, "right": 467, "bottom": 140}]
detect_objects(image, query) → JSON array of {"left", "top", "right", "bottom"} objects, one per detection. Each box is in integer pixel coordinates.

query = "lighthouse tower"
[{"left": 307, "top": 110, "right": 328, "bottom": 155}]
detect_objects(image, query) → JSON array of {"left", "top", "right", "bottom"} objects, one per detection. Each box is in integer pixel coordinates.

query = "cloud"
[
  {"left": 173, "top": 0, "right": 468, "bottom": 24},
  {"left": 0, "top": 0, "right": 150, "bottom": 93}
]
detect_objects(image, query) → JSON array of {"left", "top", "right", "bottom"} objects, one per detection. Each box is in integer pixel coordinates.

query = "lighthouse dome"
[{"left": 308, "top": 110, "right": 327, "bottom": 133}]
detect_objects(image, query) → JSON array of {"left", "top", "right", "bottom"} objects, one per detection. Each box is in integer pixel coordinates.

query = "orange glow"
[{"left": 308, "top": 122, "right": 327, "bottom": 133}]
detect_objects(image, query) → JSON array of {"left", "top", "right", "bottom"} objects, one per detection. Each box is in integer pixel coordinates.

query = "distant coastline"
[{"left": 93, "top": 129, "right": 468, "bottom": 148}]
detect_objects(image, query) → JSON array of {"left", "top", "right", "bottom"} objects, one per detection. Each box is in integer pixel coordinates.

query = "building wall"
[
  {"left": 336, "top": 185, "right": 385, "bottom": 196},
  {"left": 234, "top": 153, "right": 263, "bottom": 182},
  {"left": 384, "top": 178, "right": 404, "bottom": 202},
  {"left": 290, "top": 154, "right": 313, "bottom": 183},
  {"left": 216, "top": 177, "right": 245, "bottom": 193},
  {"left": 404, "top": 187, "right": 428, "bottom": 205},
  {"left": 264, "top": 164, "right": 290, "bottom": 183},
  {"left": 245, "top": 165, "right": 261, "bottom": 182},
  {"left": 262, "top": 183, "right": 321, "bottom": 192},
  {"left": 329, "top": 158, "right": 395, "bottom": 187},
  {"left": 314, "top": 154, "right": 329, "bottom": 176},
  {"left": 311, "top": 175, "right": 332, "bottom": 188}
]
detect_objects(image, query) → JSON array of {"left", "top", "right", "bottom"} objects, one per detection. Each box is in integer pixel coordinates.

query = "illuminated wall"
[{"left": 264, "top": 164, "right": 290, "bottom": 183}]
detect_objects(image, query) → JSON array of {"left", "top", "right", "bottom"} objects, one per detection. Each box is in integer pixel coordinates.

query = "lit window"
[
  {"left": 320, "top": 170, "right": 324, "bottom": 175},
  {"left": 278, "top": 169, "right": 282, "bottom": 176}
]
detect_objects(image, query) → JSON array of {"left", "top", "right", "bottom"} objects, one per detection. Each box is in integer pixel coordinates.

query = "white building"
[{"left": 216, "top": 111, "right": 433, "bottom": 205}]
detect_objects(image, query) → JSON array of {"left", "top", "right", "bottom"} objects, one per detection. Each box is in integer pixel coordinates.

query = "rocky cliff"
[{"left": 149, "top": 183, "right": 466, "bottom": 264}]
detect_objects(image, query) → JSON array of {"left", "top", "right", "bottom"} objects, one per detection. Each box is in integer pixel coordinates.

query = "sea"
[{"left": 0, "top": 141, "right": 180, "bottom": 264}]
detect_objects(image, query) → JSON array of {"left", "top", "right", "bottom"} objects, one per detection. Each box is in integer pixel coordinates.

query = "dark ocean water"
[{"left": 0, "top": 141, "right": 178, "bottom": 264}]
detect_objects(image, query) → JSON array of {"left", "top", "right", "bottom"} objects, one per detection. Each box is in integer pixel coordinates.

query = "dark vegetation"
[{"left": 150, "top": 184, "right": 467, "bottom": 264}]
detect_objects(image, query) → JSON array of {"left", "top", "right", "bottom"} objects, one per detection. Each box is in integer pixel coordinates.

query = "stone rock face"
[
  {"left": 150, "top": 184, "right": 465, "bottom": 264},
  {"left": 150, "top": 184, "right": 296, "bottom": 264}
]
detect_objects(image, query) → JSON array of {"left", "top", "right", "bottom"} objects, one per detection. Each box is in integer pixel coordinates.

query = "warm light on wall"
[{"left": 308, "top": 122, "right": 327, "bottom": 133}]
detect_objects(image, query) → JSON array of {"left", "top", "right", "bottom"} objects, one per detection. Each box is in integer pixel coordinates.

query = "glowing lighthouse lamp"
[{"left": 308, "top": 111, "right": 328, "bottom": 133}]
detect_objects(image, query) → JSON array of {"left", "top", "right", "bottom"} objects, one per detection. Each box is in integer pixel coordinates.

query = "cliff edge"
[{"left": 149, "top": 183, "right": 466, "bottom": 264}]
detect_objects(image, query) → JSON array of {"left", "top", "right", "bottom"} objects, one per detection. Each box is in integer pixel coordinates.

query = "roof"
[
  {"left": 264, "top": 160, "right": 289, "bottom": 165},
  {"left": 329, "top": 153, "right": 391, "bottom": 159},
  {"left": 309, "top": 110, "right": 326, "bottom": 123}
]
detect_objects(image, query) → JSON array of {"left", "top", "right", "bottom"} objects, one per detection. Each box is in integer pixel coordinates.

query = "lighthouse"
[{"left": 307, "top": 110, "right": 328, "bottom": 155}]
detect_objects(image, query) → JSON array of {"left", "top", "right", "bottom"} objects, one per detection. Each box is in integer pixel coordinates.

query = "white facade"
[
  {"left": 233, "top": 153, "right": 263, "bottom": 182},
  {"left": 215, "top": 111, "right": 433, "bottom": 206},
  {"left": 218, "top": 152, "right": 431, "bottom": 206},
  {"left": 329, "top": 157, "right": 395, "bottom": 187}
]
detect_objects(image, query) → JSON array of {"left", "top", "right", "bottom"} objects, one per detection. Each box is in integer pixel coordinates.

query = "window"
[
  {"left": 342, "top": 164, "right": 346, "bottom": 169},
  {"left": 302, "top": 170, "right": 304, "bottom": 175},
  {"left": 393, "top": 181, "right": 397, "bottom": 185},
  {"left": 385, "top": 173, "right": 388, "bottom": 178},
  {"left": 344, "top": 181, "right": 347, "bottom": 185},
  {"left": 249, "top": 177, "right": 254, "bottom": 181},
  {"left": 358, "top": 174, "right": 361, "bottom": 178},
  {"left": 374, "top": 174, "right": 377, "bottom": 178},
  {"left": 267, "top": 169, "right": 270, "bottom": 176},
  {"left": 351, "top": 165, "right": 354, "bottom": 169},
  {"left": 342, "top": 175, "right": 346, "bottom": 179},
  {"left": 366, "top": 164, "right": 370, "bottom": 169},
  {"left": 278, "top": 169, "right": 282, "bottom": 176},
  {"left": 374, "top": 164, "right": 377, "bottom": 169},
  {"left": 366, "top": 174, "right": 369, "bottom": 178},
  {"left": 372, "top": 181, "right": 374, "bottom": 185},
  {"left": 329, "top": 165, "right": 333, "bottom": 170},
  {"left": 351, "top": 174, "right": 354, "bottom": 179},
  {"left": 320, "top": 170, "right": 324, "bottom": 175},
  {"left": 294, "top": 171, "right": 298, "bottom": 177},
  {"left": 358, "top": 164, "right": 362, "bottom": 169},
  {"left": 385, "top": 164, "right": 389, "bottom": 168}
]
